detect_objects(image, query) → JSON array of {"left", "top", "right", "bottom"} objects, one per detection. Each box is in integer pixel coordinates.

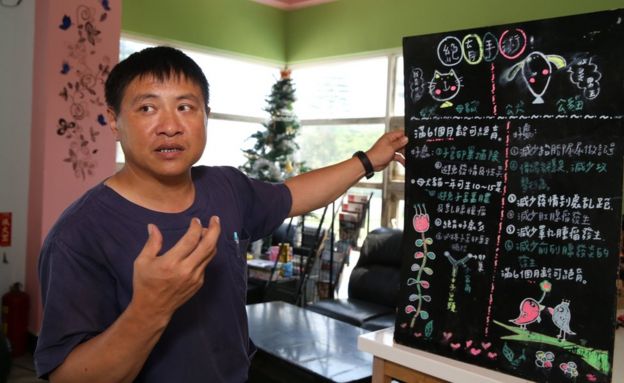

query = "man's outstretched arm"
[{"left": 285, "top": 131, "right": 407, "bottom": 217}]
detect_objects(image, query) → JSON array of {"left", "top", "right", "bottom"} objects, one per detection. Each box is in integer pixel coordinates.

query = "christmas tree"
[{"left": 240, "top": 68, "right": 306, "bottom": 182}]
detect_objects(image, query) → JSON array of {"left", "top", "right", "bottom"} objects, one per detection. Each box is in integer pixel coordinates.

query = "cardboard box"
[
  {"left": 347, "top": 194, "right": 369, "bottom": 204},
  {"left": 339, "top": 211, "right": 360, "bottom": 223},
  {"left": 342, "top": 202, "right": 365, "bottom": 214},
  {"left": 247, "top": 259, "right": 279, "bottom": 281}
]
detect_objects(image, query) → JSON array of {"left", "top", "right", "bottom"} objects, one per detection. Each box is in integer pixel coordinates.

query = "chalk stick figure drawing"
[
  {"left": 428, "top": 69, "right": 462, "bottom": 108},
  {"left": 509, "top": 280, "right": 551, "bottom": 330},
  {"left": 502, "top": 51, "right": 566, "bottom": 104},
  {"left": 548, "top": 300, "right": 576, "bottom": 341}
]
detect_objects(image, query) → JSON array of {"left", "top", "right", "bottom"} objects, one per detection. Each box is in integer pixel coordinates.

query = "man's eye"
[
  {"left": 178, "top": 104, "right": 193, "bottom": 112},
  {"left": 139, "top": 105, "right": 154, "bottom": 113}
]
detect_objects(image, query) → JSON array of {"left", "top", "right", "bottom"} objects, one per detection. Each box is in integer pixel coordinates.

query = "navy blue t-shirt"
[{"left": 35, "top": 166, "right": 292, "bottom": 382}]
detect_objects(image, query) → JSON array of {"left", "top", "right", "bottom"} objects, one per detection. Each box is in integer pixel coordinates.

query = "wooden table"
[
  {"left": 247, "top": 301, "right": 372, "bottom": 383},
  {"left": 358, "top": 316, "right": 624, "bottom": 383}
]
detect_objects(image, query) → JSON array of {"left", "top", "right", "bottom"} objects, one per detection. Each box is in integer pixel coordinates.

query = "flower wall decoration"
[{"left": 57, "top": 2, "right": 112, "bottom": 179}]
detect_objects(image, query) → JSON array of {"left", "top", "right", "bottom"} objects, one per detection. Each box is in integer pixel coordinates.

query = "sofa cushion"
[
  {"left": 348, "top": 228, "right": 403, "bottom": 307},
  {"left": 306, "top": 298, "right": 394, "bottom": 327},
  {"left": 362, "top": 313, "right": 396, "bottom": 331}
]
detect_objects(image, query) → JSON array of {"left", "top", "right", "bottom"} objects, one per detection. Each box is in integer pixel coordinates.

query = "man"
[{"left": 35, "top": 46, "right": 407, "bottom": 382}]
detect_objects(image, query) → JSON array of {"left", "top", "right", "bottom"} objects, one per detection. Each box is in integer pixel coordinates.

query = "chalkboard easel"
[{"left": 396, "top": 9, "right": 624, "bottom": 383}]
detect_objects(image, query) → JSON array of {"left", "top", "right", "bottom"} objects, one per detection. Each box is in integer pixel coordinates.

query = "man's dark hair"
[{"left": 105, "top": 46, "right": 210, "bottom": 115}]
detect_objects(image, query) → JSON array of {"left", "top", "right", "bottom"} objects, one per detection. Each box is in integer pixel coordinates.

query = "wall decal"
[{"left": 57, "top": 2, "right": 112, "bottom": 179}]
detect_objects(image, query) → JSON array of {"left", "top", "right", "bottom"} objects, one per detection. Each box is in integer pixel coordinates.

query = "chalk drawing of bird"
[
  {"left": 510, "top": 298, "right": 544, "bottom": 329},
  {"left": 548, "top": 300, "right": 576, "bottom": 341}
]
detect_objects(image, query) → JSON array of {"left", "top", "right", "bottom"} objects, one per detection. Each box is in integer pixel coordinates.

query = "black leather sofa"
[{"left": 306, "top": 227, "right": 403, "bottom": 331}]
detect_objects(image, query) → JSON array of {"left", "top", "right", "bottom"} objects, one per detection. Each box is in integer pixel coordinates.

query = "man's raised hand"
[{"left": 131, "top": 216, "right": 221, "bottom": 320}]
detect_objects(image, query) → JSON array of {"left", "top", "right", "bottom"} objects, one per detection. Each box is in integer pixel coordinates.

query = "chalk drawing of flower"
[{"left": 407, "top": 203, "right": 436, "bottom": 328}]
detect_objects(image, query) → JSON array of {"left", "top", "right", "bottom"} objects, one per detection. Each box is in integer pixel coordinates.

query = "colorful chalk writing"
[
  {"left": 437, "top": 36, "right": 462, "bottom": 66},
  {"left": 461, "top": 34, "right": 483, "bottom": 65},
  {"left": 498, "top": 28, "right": 527, "bottom": 60},
  {"left": 408, "top": 67, "right": 427, "bottom": 103},
  {"left": 397, "top": 9, "right": 623, "bottom": 383}
]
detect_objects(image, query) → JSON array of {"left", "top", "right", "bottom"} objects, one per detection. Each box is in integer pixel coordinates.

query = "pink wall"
[{"left": 27, "top": 0, "right": 121, "bottom": 333}]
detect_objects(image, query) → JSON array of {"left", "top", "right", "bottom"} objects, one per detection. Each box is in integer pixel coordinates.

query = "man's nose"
[{"left": 157, "top": 110, "right": 183, "bottom": 136}]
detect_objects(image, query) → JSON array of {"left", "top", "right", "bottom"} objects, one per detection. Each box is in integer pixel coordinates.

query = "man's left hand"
[{"left": 366, "top": 130, "right": 408, "bottom": 171}]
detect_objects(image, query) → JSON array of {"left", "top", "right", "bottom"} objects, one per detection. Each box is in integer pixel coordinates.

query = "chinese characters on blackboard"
[{"left": 396, "top": 9, "right": 623, "bottom": 383}]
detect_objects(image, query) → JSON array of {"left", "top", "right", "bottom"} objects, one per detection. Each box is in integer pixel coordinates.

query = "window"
[
  {"left": 394, "top": 56, "right": 405, "bottom": 117},
  {"left": 120, "top": 39, "right": 277, "bottom": 118},
  {"left": 117, "top": 36, "right": 406, "bottom": 231},
  {"left": 292, "top": 57, "right": 388, "bottom": 119},
  {"left": 202, "top": 120, "right": 262, "bottom": 167},
  {"left": 292, "top": 54, "right": 405, "bottom": 231},
  {"left": 297, "top": 124, "right": 385, "bottom": 183}
]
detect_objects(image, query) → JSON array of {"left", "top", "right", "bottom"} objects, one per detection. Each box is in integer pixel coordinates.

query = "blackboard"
[{"left": 395, "top": 9, "right": 624, "bottom": 383}]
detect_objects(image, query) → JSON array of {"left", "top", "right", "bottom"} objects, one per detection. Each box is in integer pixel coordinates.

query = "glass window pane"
[
  {"left": 119, "top": 37, "right": 278, "bottom": 117},
  {"left": 395, "top": 199, "right": 405, "bottom": 230},
  {"left": 393, "top": 56, "right": 405, "bottom": 116},
  {"left": 296, "top": 124, "right": 385, "bottom": 182},
  {"left": 188, "top": 53, "right": 278, "bottom": 117},
  {"left": 119, "top": 39, "right": 152, "bottom": 60},
  {"left": 199, "top": 119, "right": 263, "bottom": 167},
  {"left": 292, "top": 57, "right": 388, "bottom": 119}
]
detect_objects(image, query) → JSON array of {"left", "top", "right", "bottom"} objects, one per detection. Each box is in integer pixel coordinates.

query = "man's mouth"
[
  {"left": 155, "top": 145, "right": 183, "bottom": 153},
  {"left": 157, "top": 148, "right": 181, "bottom": 153}
]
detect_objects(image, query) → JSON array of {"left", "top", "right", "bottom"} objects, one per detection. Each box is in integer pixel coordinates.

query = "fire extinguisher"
[{"left": 1, "top": 282, "right": 29, "bottom": 357}]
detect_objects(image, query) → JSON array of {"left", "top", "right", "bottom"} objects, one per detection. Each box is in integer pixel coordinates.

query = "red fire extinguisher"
[{"left": 1, "top": 282, "right": 29, "bottom": 357}]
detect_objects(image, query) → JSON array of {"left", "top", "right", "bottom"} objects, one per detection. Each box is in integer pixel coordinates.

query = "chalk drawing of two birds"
[{"left": 510, "top": 299, "right": 576, "bottom": 341}]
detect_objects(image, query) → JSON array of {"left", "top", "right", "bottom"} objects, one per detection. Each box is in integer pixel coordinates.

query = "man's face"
[{"left": 108, "top": 74, "right": 208, "bottom": 181}]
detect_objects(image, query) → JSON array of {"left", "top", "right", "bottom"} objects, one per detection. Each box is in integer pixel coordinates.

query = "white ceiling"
[{"left": 251, "top": 0, "right": 338, "bottom": 10}]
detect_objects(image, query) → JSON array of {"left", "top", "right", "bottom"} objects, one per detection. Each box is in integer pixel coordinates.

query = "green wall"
[
  {"left": 121, "top": 0, "right": 286, "bottom": 62},
  {"left": 122, "top": 0, "right": 624, "bottom": 63},
  {"left": 286, "top": 0, "right": 624, "bottom": 63}
]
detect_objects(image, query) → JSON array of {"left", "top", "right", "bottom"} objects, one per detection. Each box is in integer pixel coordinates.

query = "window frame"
[{"left": 291, "top": 51, "right": 405, "bottom": 228}]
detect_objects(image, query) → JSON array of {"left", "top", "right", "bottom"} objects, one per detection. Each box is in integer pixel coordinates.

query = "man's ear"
[{"left": 106, "top": 107, "right": 120, "bottom": 140}]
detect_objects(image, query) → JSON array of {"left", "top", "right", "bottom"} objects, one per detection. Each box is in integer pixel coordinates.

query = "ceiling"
[{"left": 251, "top": 0, "right": 338, "bottom": 10}]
